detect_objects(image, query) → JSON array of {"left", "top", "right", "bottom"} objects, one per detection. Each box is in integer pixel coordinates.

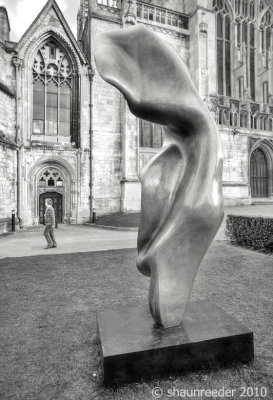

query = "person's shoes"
[
  {"left": 45, "top": 245, "right": 53, "bottom": 249},
  {"left": 52, "top": 244, "right": 57, "bottom": 248}
]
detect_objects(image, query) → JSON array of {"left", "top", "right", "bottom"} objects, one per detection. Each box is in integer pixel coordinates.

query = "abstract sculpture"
[{"left": 94, "top": 25, "right": 224, "bottom": 328}]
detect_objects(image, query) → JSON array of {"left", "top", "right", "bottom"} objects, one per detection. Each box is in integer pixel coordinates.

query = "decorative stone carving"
[
  {"left": 123, "top": 0, "right": 136, "bottom": 25},
  {"left": 248, "top": 137, "right": 258, "bottom": 151},
  {"left": 94, "top": 25, "right": 224, "bottom": 328},
  {"left": 12, "top": 57, "right": 24, "bottom": 70}
]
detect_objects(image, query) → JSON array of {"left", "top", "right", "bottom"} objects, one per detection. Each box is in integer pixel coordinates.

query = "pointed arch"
[
  {"left": 258, "top": 5, "right": 272, "bottom": 25},
  {"left": 14, "top": 0, "right": 87, "bottom": 67},
  {"left": 27, "top": 156, "right": 76, "bottom": 224},
  {"left": 27, "top": 155, "right": 76, "bottom": 182},
  {"left": 20, "top": 28, "right": 82, "bottom": 148},
  {"left": 22, "top": 28, "right": 82, "bottom": 74},
  {"left": 249, "top": 139, "right": 273, "bottom": 198}
]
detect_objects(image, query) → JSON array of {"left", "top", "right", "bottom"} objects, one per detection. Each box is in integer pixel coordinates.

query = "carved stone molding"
[
  {"left": 124, "top": 0, "right": 137, "bottom": 25},
  {"left": 14, "top": 1, "right": 87, "bottom": 69},
  {"left": 19, "top": 28, "right": 83, "bottom": 73},
  {"left": 12, "top": 56, "right": 24, "bottom": 70},
  {"left": 248, "top": 137, "right": 259, "bottom": 151}
]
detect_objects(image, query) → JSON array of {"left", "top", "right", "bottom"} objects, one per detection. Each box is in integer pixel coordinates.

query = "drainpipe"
[
  {"left": 13, "top": 56, "right": 24, "bottom": 229},
  {"left": 120, "top": 97, "right": 127, "bottom": 213},
  {"left": 88, "top": 8, "right": 95, "bottom": 221},
  {"left": 88, "top": 68, "right": 95, "bottom": 221},
  {"left": 120, "top": 0, "right": 136, "bottom": 212},
  {"left": 77, "top": 74, "right": 82, "bottom": 224}
]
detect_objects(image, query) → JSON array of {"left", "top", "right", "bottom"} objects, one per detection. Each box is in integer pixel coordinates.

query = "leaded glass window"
[
  {"left": 139, "top": 120, "right": 163, "bottom": 148},
  {"left": 213, "top": 0, "right": 231, "bottom": 97},
  {"left": 32, "top": 41, "right": 72, "bottom": 140}
]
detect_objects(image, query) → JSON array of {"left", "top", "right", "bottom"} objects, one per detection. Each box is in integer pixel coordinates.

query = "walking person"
[{"left": 43, "top": 198, "right": 57, "bottom": 249}]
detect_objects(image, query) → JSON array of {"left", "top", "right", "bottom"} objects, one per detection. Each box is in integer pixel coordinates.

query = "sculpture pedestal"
[{"left": 97, "top": 300, "right": 254, "bottom": 386}]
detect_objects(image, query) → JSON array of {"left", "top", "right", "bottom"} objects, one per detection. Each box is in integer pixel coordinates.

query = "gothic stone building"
[
  {"left": 78, "top": 0, "right": 273, "bottom": 215},
  {"left": 0, "top": 0, "right": 91, "bottom": 233},
  {"left": 1, "top": 0, "right": 273, "bottom": 233}
]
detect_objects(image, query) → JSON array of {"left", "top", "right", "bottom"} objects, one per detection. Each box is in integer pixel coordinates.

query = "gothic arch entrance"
[
  {"left": 27, "top": 157, "right": 76, "bottom": 226},
  {"left": 39, "top": 192, "right": 63, "bottom": 223},
  {"left": 250, "top": 148, "right": 269, "bottom": 198}
]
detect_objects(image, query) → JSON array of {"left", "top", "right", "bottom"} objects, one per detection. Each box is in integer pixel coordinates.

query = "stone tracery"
[{"left": 32, "top": 41, "right": 73, "bottom": 139}]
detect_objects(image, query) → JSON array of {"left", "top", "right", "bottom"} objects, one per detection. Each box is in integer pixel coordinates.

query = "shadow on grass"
[{"left": 0, "top": 242, "right": 272, "bottom": 400}]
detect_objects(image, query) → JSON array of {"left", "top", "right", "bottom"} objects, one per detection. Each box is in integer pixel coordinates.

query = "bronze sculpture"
[{"left": 94, "top": 25, "right": 224, "bottom": 328}]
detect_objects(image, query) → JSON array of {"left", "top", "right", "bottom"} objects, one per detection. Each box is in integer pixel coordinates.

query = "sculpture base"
[{"left": 96, "top": 300, "right": 254, "bottom": 386}]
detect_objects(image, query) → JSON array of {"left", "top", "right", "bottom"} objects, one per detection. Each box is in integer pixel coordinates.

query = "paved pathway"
[
  {"left": 0, "top": 225, "right": 137, "bottom": 259},
  {"left": 1, "top": 205, "right": 272, "bottom": 259}
]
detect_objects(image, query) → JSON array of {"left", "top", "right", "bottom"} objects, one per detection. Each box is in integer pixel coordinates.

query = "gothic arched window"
[
  {"left": 32, "top": 41, "right": 74, "bottom": 142},
  {"left": 213, "top": 0, "right": 231, "bottom": 97},
  {"left": 235, "top": 0, "right": 256, "bottom": 99}
]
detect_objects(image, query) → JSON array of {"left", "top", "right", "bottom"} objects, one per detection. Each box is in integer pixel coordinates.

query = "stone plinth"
[{"left": 97, "top": 300, "right": 254, "bottom": 386}]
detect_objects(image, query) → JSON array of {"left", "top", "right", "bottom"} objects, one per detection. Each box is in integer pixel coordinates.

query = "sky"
[{"left": 1, "top": 0, "right": 80, "bottom": 41}]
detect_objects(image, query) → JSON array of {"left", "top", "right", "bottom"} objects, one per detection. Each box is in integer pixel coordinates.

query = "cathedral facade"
[
  {"left": 1, "top": 0, "right": 273, "bottom": 233},
  {"left": 0, "top": 0, "right": 91, "bottom": 233},
  {"left": 78, "top": 0, "right": 273, "bottom": 215}
]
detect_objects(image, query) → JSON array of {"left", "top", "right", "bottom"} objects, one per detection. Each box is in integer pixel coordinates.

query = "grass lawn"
[
  {"left": 0, "top": 242, "right": 272, "bottom": 400},
  {"left": 95, "top": 212, "right": 140, "bottom": 228}
]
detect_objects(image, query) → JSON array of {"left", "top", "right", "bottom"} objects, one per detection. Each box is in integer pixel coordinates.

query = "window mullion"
[
  {"left": 246, "top": 23, "right": 249, "bottom": 92},
  {"left": 57, "top": 84, "right": 60, "bottom": 143},
  {"left": 45, "top": 79, "right": 47, "bottom": 138}
]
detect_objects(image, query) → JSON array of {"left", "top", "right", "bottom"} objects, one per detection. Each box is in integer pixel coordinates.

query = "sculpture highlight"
[{"left": 94, "top": 25, "right": 224, "bottom": 328}]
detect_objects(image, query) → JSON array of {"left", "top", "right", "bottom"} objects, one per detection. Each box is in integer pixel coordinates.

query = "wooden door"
[
  {"left": 250, "top": 149, "right": 268, "bottom": 198},
  {"left": 39, "top": 192, "right": 63, "bottom": 223}
]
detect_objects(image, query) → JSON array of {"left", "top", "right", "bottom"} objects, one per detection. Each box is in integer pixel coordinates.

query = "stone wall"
[
  {"left": 0, "top": 144, "right": 17, "bottom": 233},
  {"left": 91, "top": 17, "right": 123, "bottom": 215},
  {"left": 0, "top": 45, "right": 16, "bottom": 141},
  {"left": 80, "top": 66, "right": 91, "bottom": 151},
  {"left": 220, "top": 129, "right": 250, "bottom": 205},
  {"left": 90, "top": 4, "right": 191, "bottom": 215},
  {"left": 0, "top": 91, "right": 16, "bottom": 141},
  {"left": 0, "top": 13, "right": 17, "bottom": 233}
]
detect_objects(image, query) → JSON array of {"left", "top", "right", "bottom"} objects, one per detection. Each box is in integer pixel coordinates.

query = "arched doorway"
[
  {"left": 39, "top": 192, "right": 63, "bottom": 224},
  {"left": 27, "top": 157, "right": 76, "bottom": 226},
  {"left": 250, "top": 148, "right": 269, "bottom": 198}
]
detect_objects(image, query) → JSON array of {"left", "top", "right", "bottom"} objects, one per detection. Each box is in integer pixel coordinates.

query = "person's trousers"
[{"left": 44, "top": 225, "right": 57, "bottom": 246}]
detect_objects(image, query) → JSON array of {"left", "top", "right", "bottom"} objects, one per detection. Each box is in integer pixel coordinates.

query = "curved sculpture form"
[{"left": 94, "top": 25, "right": 224, "bottom": 328}]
